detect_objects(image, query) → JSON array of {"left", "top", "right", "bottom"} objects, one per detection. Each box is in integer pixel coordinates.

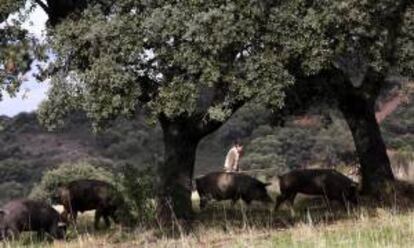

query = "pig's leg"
[
  {"left": 47, "top": 223, "right": 63, "bottom": 240},
  {"left": 110, "top": 210, "right": 119, "bottom": 224},
  {"left": 200, "top": 193, "right": 213, "bottom": 210},
  {"left": 338, "top": 191, "right": 355, "bottom": 209},
  {"left": 241, "top": 195, "right": 252, "bottom": 205},
  {"left": 64, "top": 204, "right": 77, "bottom": 225},
  {"left": 348, "top": 188, "right": 358, "bottom": 206},
  {"left": 94, "top": 209, "right": 102, "bottom": 229},
  {"left": 274, "top": 194, "right": 289, "bottom": 210},
  {"left": 66, "top": 208, "right": 78, "bottom": 225},
  {"left": 199, "top": 196, "right": 209, "bottom": 210},
  {"left": 322, "top": 188, "right": 335, "bottom": 209},
  {"left": 0, "top": 226, "right": 13, "bottom": 240},
  {"left": 103, "top": 213, "right": 111, "bottom": 228},
  {"left": 287, "top": 193, "right": 296, "bottom": 208},
  {"left": 61, "top": 209, "right": 69, "bottom": 223},
  {"left": 6, "top": 226, "right": 19, "bottom": 241},
  {"left": 286, "top": 193, "right": 297, "bottom": 217},
  {"left": 36, "top": 230, "right": 46, "bottom": 241},
  {"left": 0, "top": 228, "right": 6, "bottom": 240}
]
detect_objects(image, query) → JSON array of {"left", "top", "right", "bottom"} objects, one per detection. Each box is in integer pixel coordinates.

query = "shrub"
[
  {"left": 115, "top": 163, "right": 157, "bottom": 226},
  {"left": 242, "top": 153, "right": 287, "bottom": 172},
  {"left": 30, "top": 160, "right": 157, "bottom": 227},
  {"left": 29, "top": 161, "right": 114, "bottom": 201}
]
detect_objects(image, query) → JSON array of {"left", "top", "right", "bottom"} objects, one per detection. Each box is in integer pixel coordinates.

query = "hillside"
[
  {"left": 0, "top": 95, "right": 413, "bottom": 203},
  {"left": 0, "top": 112, "right": 163, "bottom": 202},
  {"left": 0, "top": 107, "right": 264, "bottom": 202}
]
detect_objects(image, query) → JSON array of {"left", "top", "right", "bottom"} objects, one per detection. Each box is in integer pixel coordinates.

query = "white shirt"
[{"left": 224, "top": 146, "right": 241, "bottom": 172}]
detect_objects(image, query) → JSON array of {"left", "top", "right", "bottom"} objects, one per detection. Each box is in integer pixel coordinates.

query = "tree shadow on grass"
[{"left": 191, "top": 181, "right": 414, "bottom": 236}]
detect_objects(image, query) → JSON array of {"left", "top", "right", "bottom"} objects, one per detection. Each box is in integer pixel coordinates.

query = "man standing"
[{"left": 224, "top": 140, "right": 244, "bottom": 172}]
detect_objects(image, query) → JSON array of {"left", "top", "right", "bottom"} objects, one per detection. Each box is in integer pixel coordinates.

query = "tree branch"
[
  {"left": 194, "top": 96, "right": 246, "bottom": 138},
  {"left": 34, "top": 0, "right": 51, "bottom": 15},
  {"left": 137, "top": 76, "right": 160, "bottom": 104},
  {"left": 382, "top": 0, "right": 411, "bottom": 67}
]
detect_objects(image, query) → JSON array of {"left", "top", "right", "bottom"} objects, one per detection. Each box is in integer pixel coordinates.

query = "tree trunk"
[
  {"left": 156, "top": 119, "right": 201, "bottom": 224},
  {"left": 339, "top": 93, "right": 394, "bottom": 195}
]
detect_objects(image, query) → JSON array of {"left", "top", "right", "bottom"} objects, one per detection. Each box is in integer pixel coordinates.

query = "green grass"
[{"left": 256, "top": 209, "right": 414, "bottom": 248}]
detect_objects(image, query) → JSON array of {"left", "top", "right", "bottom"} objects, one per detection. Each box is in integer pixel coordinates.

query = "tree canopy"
[
  {"left": 38, "top": 0, "right": 294, "bottom": 130},
  {"left": 34, "top": 0, "right": 414, "bottom": 127},
  {"left": 0, "top": 0, "right": 45, "bottom": 102}
]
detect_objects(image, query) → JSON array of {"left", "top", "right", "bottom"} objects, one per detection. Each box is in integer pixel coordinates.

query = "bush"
[
  {"left": 242, "top": 127, "right": 317, "bottom": 171},
  {"left": 29, "top": 161, "right": 114, "bottom": 201},
  {"left": 115, "top": 164, "right": 157, "bottom": 226},
  {"left": 242, "top": 150, "right": 287, "bottom": 171},
  {"left": 30, "top": 160, "right": 157, "bottom": 227},
  {"left": 241, "top": 118, "right": 357, "bottom": 172}
]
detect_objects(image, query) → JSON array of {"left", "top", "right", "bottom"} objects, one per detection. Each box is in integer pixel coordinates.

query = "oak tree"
[{"left": 37, "top": 0, "right": 292, "bottom": 221}]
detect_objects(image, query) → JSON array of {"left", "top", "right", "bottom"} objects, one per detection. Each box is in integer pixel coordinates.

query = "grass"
[
  {"left": 4, "top": 194, "right": 414, "bottom": 248},
  {"left": 260, "top": 209, "right": 414, "bottom": 248}
]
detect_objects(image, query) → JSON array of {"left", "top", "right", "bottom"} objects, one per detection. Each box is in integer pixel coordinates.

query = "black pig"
[
  {"left": 0, "top": 199, "right": 66, "bottom": 240},
  {"left": 195, "top": 172, "right": 272, "bottom": 209},
  {"left": 52, "top": 179, "right": 124, "bottom": 229},
  {"left": 275, "top": 169, "right": 358, "bottom": 210}
]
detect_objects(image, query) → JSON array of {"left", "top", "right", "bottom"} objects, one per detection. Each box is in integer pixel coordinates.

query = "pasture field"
[{"left": 3, "top": 194, "right": 414, "bottom": 248}]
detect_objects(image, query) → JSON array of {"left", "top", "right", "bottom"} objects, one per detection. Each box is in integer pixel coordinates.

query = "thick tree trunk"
[
  {"left": 339, "top": 93, "right": 394, "bottom": 195},
  {"left": 156, "top": 119, "right": 201, "bottom": 224}
]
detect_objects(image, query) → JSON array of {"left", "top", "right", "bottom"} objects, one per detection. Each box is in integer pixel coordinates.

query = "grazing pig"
[
  {"left": 52, "top": 179, "right": 124, "bottom": 229},
  {"left": 275, "top": 169, "right": 358, "bottom": 210},
  {"left": 0, "top": 199, "right": 66, "bottom": 240},
  {"left": 195, "top": 172, "right": 272, "bottom": 209}
]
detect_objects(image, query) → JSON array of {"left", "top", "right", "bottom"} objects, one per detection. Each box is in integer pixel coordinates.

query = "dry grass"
[
  {"left": 20, "top": 206, "right": 414, "bottom": 248},
  {"left": 4, "top": 181, "right": 414, "bottom": 248},
  {"left": 4, "top": 194, "right": 414, "bottom": 248}
]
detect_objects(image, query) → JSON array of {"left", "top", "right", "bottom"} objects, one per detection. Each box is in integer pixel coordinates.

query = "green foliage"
[
  {"left": 266, "top": 0, "right": 413, "bottom": 77},
  {"left": 39, "top": 0, "right": 293, "bottom": 130},
  {"left": 97, "top": 115, "right": 163, "bottom": 164},
  {"left": 0, "top": 158, "right": 44, "bottom": 202},
  {"left": 243, "top": 152, "right": 286, "bottom": 171},
  {"left": 243, "top": 126, "right": 317, "bottom": 171},
  {"left": 396, "top": 6, "right": 414, "bottom": 78},
  {"left": 29, "top": 161, "right": 114, "bottom": 201},
  {"left": 115, "top": 164, "right": 157, "bottom": 226},
  {"left": 382, "top": 100, "right": 414, "bottom": 150},
  {"left": 242, "top": 116, "right": 356, "bottom": 171},
  {"left": 1, "top": 0, "right": 44, "bottom": 99},
  {"left": 0, "top": 159, "right": 34, "bottom": 182},
  {"left": 0, "top": 0, "right": 25, "bottom": 22}
]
